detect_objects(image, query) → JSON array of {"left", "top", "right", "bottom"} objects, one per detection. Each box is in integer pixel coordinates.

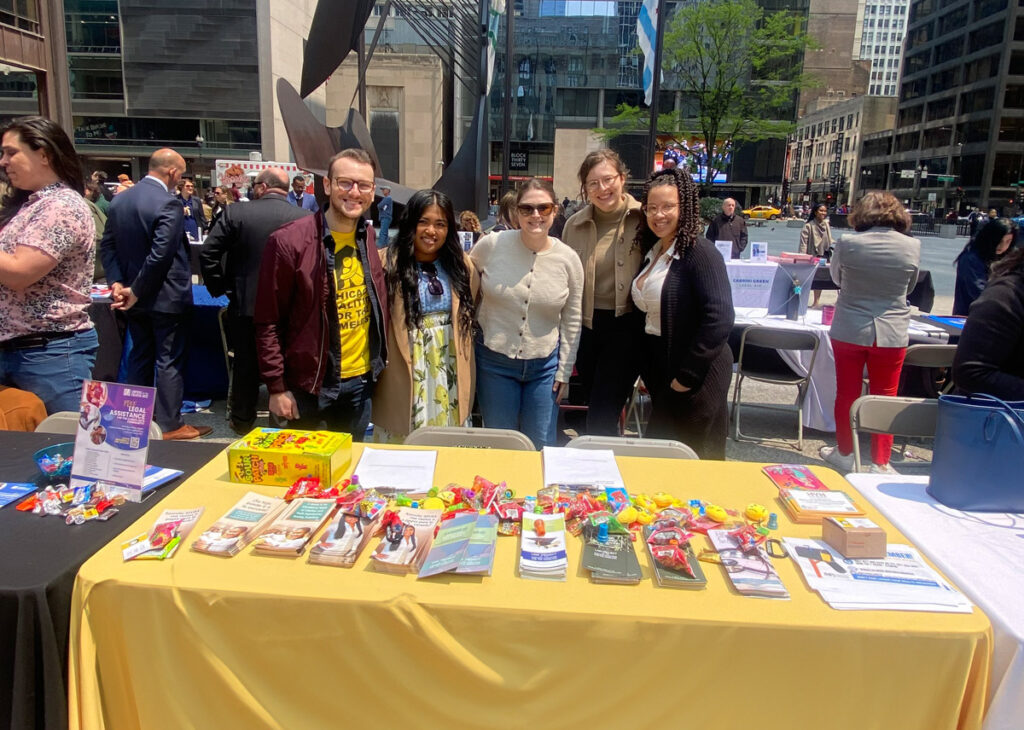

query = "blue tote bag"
[{"left": 928, "top": 393, "right": 1024, "bottom": 512}]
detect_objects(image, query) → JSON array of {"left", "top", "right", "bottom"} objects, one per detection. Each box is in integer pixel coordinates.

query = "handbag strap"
[
  {"left": 965, "top": 393, "right": 1024, "bottom": 445},
  {"left": 963, "top": 393, "right": 1024, "bottom": 427}
]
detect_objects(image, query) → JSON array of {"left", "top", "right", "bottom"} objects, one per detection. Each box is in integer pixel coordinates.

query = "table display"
[
  {"left": 0, "top": 432, "right": 223, "bottom": 730},
  {"left": 68, "top": 444, "right": 991, "bottom": 730},
  {"left": 849, "top": 474, "right": 1023, "bottom": 730}
]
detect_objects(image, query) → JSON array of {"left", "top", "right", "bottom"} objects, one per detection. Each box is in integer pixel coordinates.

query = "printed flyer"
[{"left": 71, "top": 380, "right": 156, "bottom": 502}]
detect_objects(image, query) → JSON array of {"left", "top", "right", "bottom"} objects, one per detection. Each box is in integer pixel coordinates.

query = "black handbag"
[{"left": 928, "top": 393, "right": 1024, "bottom": 512}]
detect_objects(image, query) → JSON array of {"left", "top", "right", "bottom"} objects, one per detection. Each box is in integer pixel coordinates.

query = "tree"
[{"left": 597, "top": 0, "right": 817, "bottom": 194}]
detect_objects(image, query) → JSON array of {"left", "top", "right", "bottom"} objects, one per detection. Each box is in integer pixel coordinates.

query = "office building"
[{"left": 854, "top": 0, "right": 911, "bottom": 97}]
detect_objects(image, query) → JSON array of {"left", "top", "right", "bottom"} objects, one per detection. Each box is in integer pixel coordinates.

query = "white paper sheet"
[
  {"left": 353, "top": 447, "right": 437, "bottom": 492},
  {"left": 541, "top": 447, "right": 625, "bottom": 488}
]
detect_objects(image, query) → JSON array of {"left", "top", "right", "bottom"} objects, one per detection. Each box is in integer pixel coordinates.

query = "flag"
[
  {"left": 636, "top": 0, "right": 659, "bottom": 105},
  {"left": 486, "top": 0, "right": 506, "bottom": 94}
]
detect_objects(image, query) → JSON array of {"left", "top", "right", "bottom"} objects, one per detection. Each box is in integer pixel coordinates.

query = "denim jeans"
[
  {"left": 0, "top": 328, "right": 99, "bottom": 414},
  {"left": 272, "top": 373, "right": 374, "bottom": 441},
  {"left": 474, "top": 343, "right": 560, "bottom": 449}
]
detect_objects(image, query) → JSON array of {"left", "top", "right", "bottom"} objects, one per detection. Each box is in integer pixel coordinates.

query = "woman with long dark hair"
[
  {"left": 630, "top": 168, "right": 734, "bottom": 459},
  {"left": 953, "top": 217, "right": 1018, "bottom": 315},
  {"left": 372, "top": 190, "right": 477, "bottom": 440},
  {"left": 799, "top": 202, "right": 833, "bottom": 306},
  {"left": 0, "top": 116, "right": 98, "bottom": 413}
]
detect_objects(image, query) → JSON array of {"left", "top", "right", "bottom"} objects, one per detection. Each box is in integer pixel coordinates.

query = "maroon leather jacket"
[{"left": 254, "top": 212, "right": 388, "bottom": 395}]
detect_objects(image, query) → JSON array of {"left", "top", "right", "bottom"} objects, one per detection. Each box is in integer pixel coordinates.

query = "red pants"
[{"left": 832, "top": 339, "right": 906, "bottom": 465}]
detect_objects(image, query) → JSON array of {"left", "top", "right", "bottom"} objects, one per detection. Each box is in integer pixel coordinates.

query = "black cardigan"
[
  {"left": 954, "top": 267, "right": 1024, "bottom": 400},
  {"left": 660, "top": 237, "right": 735, "bottom": 390}
]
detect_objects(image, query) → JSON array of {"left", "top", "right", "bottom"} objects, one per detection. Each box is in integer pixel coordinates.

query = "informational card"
[
  {"left": 458, "top": 231, "right": 474, "bottom": 252},
  {"left": 714, "top": 240, "right": 733, "bottom": 262},
  {"left": 71, "top": 381, "right": 156, "bottom": 502},
  {"left": 750, "top": 241, "right": 768, "bottom": 262}
]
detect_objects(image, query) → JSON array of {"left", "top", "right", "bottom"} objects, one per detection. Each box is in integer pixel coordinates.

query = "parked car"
[{"left": 742, "top": 205, "right": 782, "bottom": 220}]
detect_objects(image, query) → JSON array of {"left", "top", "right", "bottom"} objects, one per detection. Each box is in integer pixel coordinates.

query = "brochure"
[
  {"left": 308, "top": 510, "right": 382, "bottom": 567},
  {"left": 455, "top": 514, "right": 499, "bottom": 575},
  {"left": 519, "top": 512, "right": 568, "bottom": 581},
  {"left": 122, "top": 507, "right": 205, "bottom": 561},
  {"left": 370, "top": 507, "right": 443, "bottom": 573},
  {"left": 251, "top": 498, "right": 337, "bottom": 557},
  {"left": 779, "top": 488, "right": 865, "bottom": 524},
  {"left": 762, "top": 464, "right": 829, "bottom": 491},
  {"left": 707, "top": 529, "right": 789, "bottom": 599},
  {"left": 643, "top": 525, "right": 707, "bottom": 589},
  {"left": 0, "top": 482, "right": 35, "bottom": 509},
  {"left": 70, "top": 381, "right": 156, "bottom": 502},
  {"left": 418, "top": 512, "right": 478, "bottom": 578},
  {"left": 191, "top": 492, "right": 285, "bottom": 557},
  {"left": 582, "top": 525, "right": 642, "bottom": 585}
]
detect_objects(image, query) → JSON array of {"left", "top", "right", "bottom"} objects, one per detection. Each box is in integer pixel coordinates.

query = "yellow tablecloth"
[{"left": 68, "top": 446, "right": 991, "bottom": 730}]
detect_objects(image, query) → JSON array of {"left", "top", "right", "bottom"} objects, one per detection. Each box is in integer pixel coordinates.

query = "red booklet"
[{"left": 762, "top": 464, "right": 829, "bottom": 491}]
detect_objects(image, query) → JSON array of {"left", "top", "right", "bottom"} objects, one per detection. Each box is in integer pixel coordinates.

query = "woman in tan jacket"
[
  {"left": 561, "top": 149, "right": 645, "bottom": 434},
  {"left": 372, "top": 190, "right": 478, "bottom": 440}
]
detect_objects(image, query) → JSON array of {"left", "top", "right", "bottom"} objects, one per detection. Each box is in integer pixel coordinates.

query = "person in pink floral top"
[{"left": 0, "top": 116, "right": 98, "bottom": 413}]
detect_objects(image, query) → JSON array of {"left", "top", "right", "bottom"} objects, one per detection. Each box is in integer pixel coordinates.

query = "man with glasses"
[
  {"left": 254, "top": 149, "right": 388, "bottom": 438},
  {"left": 200, "top": 168, "right": 312, "bottom": 434},
  {"left": 176, "top": 177, "right": 208, "bottom": 240}
]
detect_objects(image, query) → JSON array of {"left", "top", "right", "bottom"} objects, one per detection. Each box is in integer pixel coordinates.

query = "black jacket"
[
  {"left": 954, "top": 267, "right": 1024, "bottom": 400},
  {"left": 705, "top": 212, "right": 748, "bottom": 259},
  {"left": 200, "top": 191, "right": 313, "bottom": 317}
]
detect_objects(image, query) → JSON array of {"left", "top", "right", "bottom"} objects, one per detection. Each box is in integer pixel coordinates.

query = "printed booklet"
[
  {"left": 191, "top": 492, "right": 285, "bottom": 557},
  {"left": 581, "top": 523, "right": 641, "bottom": 585},
  {"left": 519, "top": 512, "right": 568, "bottom": 581},
  {"left": 707, "top": 528, "right": 789, "bottom": 599},
  {"left": 122, "top": 507, "right": 205, "bottom": 561},
  {"left": 762, "top": 464, "right": 829, "bottom": 491},
  {"left": 370, "top": 507, "right": 442, "bottom": 574},
  {"left": 251, "top": 497, "right": 337, "bottom": 557},
  {"left": 308, "top": 509, "right": 382, "bottom": 568},
  {"left": 455, "top": 514, "right": 499, "bottom": 576},
  {"left": 418, "top": 512, "right": 479, "bottom": 578}
]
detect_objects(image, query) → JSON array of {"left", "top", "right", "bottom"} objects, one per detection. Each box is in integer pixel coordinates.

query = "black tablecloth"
[
  {"left": 0, "top": 432, "right": 223, "bottom": 730},
  {"left": 812, "top": 267, "right": 936, "bottom": 313}
]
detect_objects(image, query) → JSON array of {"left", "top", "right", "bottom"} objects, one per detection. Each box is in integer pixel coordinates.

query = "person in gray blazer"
[{"left": 819, "top": 191, "right": 921, "bottom": 474}]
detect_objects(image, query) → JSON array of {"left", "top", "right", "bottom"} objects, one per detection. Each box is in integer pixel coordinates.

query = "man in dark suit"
[
  {"left": 99, "top": 148, "right": 212, "bottom": 440},
  {"left": 176, "top": 177, "right": 208, "bottom": 240},
  {"left": 200, "top": 168, "right": 313, "bottom": 433}
]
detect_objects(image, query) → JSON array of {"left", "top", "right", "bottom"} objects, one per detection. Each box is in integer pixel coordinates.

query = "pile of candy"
[{"left": 16, "top": 482, "right": 125, "bottom": 524}]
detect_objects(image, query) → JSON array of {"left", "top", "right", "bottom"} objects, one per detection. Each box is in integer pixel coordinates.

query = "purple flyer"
[{"left": 71, "top": 381, "right": 156, "bottom": 501}]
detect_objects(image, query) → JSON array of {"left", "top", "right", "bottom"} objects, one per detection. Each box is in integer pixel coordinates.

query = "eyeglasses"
[
  {"left": 585, "top": 174, "right": 621, "bottom": 192},
  {"left": 332, "top": 177, "right": 375, "bottom": 194},
  {"left": 517, "top": 203, "right": 555, "bottom": 217},
  {"left": 421, "top": 262, "right": 444, "bottom": 296},
  {"left": 642, "top": 204, "right": 679, "bottom": 217}
]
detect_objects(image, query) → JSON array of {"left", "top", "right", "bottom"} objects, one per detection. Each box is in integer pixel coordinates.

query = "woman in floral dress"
[{"left": 372, "top": 190, "right": 477, "bottom": 441}]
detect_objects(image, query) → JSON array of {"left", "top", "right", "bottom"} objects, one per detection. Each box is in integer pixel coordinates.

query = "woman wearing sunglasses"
[
  {"left": 372, "top": 190, "right": 478, "bottom": 440},
  {"left": 561, "top": 149, "right": 645, "bottom": 435},
  {"left": 470, "top": 178, "right": 584, "bottom": 448},
  {"left": 630, "top": 168, "right": 734, "bottom": 459}
]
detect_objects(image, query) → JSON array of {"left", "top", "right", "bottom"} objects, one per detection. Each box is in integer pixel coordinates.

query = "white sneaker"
[
  {"left": 868, "top": 462, "right": 898, "bottom": 475},
  {"left": 820, "top": 446, "right": 855, "bottom": 473}
]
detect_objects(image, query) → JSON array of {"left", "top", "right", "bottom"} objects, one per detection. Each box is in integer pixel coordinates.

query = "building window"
[{"left": 0, "top": 0, "right": 39, "bottom": 33}]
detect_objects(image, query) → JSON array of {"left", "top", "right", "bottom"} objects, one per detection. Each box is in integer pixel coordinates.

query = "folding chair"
[
  {"left": 403, "top": 426, "right": 535, "bottom": 450},
  {"left": 566, "top": 434, "right": 699, "bottom": 459},
  {"left": 622, "top": 377, "right": 650, "bottom": 437},
  {"left": 36, "top": 411, "right": 163, "bottom": 439},
  {"left": 849, "top": 395, "right": 938, "bottom": 472},
  {"left": 903, "top": 344, "right": 957, "bottom": 395},
  {"left": 731, "top": 325, "right": 820, "bottom": 450}
]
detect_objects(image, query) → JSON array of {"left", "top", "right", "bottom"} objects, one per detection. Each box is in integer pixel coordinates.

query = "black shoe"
[{"left": 229, "top": 420, "right": 255, "bottom": 436}]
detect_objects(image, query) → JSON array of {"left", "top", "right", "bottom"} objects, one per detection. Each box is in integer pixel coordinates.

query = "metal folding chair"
[
  {"left": 403, "top": 426, "right": 535, "bottom": 450},
  {"left": 567, "top": 434, "right": 699, "bottom": 459},
  {"left": 849, "top": 395, "right": 938, "bottom": 472}
]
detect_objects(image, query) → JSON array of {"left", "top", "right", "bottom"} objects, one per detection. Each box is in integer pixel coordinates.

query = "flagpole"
[
  {"left": 501, "top": 0, "right": 515, "bottom": 194},
  {"left": 646, "top": 0, "right": 666, "bottom": 178}
]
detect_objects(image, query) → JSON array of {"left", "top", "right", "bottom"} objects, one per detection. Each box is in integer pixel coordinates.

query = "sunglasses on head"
[
  {"left": 517, "top": 203, "right": 555, "bottom": 217},
  {"left": 421, "top": 262, "right": 443, "bottom": 296}
]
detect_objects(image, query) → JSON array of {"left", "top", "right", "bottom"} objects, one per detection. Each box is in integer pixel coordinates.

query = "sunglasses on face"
[
  {"left": 421, "top": 262, "right": 444, "bottom": 296},
  {"left": 517, "top": 203, "right": 555, "bottom": 217}
]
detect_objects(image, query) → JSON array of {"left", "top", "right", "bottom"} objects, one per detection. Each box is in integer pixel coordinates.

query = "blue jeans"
[
  {"left": 272, "top": 374, "right": 374, "bottom": 441},
  {"left": 474, "top": 343, "right": 560, "bottom": 449},
  {"left": 0, "top": 328, "right": 99, "bottom": 414}
]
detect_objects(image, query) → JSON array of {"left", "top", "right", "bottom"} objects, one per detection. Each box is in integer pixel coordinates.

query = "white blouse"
[{"left": 631, "top": 245, "right": 680, "bottom": 336}]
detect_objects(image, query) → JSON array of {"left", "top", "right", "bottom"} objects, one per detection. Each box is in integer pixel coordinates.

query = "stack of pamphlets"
[
  {"left": 122, "top": 507, "right": 205, "bottom": 561},
  {"left": 707, "top": 529, "right": 789, "bottom": 599},
  {"left": 370, "top": 507, "right": 442, "bottom": 574},
  {"left": 782, "top": 537, "right": 972, "bottom": 613},
  {"left": 454, "top": 514, "right": 499, "bottom": 576},
  {"left": 581, "top": 523, "right": 641, "bottom": 585},
  {"left": 761, "top": 464, "right": 829, "bottom": 491},
  {"left": 307, "top": 509, "right": 382, "bottom": 567},
  {"left": 519, "top": 512, "right": 568, "bottom": 581},
  {"left": 418, "top": 512, "right": 479, "bottom": 578},
  {"left": 642, "top": 525, "right": 707, "bottom": 589},
  {"left": 0, "top": 482, "right": 35, "bottom": 509},
  {"left": 191, "top": 492, "right": 285, "bottom": 557},
  {"left": 251, "top": 498, "right": 337, "bottom": 557},
  {"left": 778, "top": 488, "right": 865, "bottom": 524},
  {"left": 541, "top": 447, "right": 625, "bottom": 489}
]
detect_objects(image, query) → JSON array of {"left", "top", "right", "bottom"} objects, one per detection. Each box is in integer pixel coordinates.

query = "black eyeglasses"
[{"left": 421, "top": 262, "right": 443, "bottom": 296}]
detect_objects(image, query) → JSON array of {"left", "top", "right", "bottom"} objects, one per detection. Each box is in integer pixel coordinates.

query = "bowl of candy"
[{"left": 33, "top": 443, "right": 75, "bottom": 479}]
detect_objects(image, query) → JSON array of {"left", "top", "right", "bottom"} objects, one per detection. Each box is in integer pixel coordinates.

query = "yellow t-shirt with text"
[{"left": 330, "top": 230, "right": 371, "bottom": 377}]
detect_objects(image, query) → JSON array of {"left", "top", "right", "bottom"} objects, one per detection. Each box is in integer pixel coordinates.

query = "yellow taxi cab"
[{"left": 742, "top": 205, "right": 782, "bottom": 220}]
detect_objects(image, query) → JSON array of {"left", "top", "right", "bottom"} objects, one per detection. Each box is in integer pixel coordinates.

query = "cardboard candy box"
[{"left": 228, "top": 428, "right": 352, "bottom": 487}]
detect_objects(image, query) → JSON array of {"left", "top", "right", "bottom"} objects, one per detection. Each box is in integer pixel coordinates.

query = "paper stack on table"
[
  {"left": 541, "top": 447, "right": 625, "bottom": 489},
  {"left": 519, "top": 512, "right": 568, "bottom": 581},
  {"left": 353, "top": 447, "right": 437, "bottom": 492},
  {"left": 782, "top": 538, "right": 972, "bottom": 613}
]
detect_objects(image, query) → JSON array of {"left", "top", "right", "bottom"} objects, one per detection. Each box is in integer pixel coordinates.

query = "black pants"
[
  {"left": 225, "top": 312, "right": 260, "bottom": 429},
  {"left": 271, "top": 373, "right": 373, "bottom": 441},
  {"left": 124, "top": 309, "right": 187, "bottom": 432},
  {"left": 639, "top": 333, "right": 731, "bottom": 460},
  {"left": 574, "top": 309, "right": 643, "bottom": 436}
]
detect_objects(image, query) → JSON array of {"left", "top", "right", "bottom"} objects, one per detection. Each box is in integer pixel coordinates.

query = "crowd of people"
[{"left": 0, "top": 113, "right": 1020, "bottom": 461}]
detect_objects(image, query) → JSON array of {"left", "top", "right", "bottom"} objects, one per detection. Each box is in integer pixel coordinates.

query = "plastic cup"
[{"left": 822, "top": 304, "right": 835, "bottom": 325}]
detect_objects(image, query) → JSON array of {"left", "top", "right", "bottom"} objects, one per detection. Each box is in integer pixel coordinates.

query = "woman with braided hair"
[{"left": 630, "top": 168, "right": 735, "bottom": 459}]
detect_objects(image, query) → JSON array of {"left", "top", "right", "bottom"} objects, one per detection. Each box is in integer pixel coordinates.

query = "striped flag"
[
  {"left": 486, "top": 0, "right": 506, "bottom": 94},
  {"left": 636, "top": 0, "right": 659, "bottom": 105}
]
